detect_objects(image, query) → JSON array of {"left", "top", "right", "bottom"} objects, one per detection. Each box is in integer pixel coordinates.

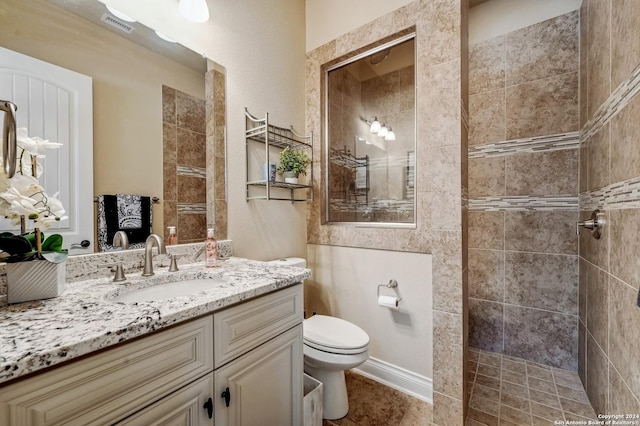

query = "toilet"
[{"left": 268, "top": 258, "right": 370, "bottom": 420}]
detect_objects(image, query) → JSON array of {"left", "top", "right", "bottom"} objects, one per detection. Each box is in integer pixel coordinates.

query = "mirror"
[
  {"left": 0, "top": 0, "right": 216, "bottom": 252},
  {"left": 325, "top": 35, "right": 416, "bottom": 226}
]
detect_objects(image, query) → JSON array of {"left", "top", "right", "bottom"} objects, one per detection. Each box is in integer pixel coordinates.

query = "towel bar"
[{"left": 94, "top": 196, "right": 160, "bottom": 203}]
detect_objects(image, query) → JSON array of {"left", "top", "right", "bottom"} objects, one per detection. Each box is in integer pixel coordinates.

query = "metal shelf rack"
[{"left": 245, "top": 108, "right": 313, "bottom": 202}]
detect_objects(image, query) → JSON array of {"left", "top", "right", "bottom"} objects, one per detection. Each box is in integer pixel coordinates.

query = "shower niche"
[{"left": 324, "top": 34, "right": 416, "bottom": 226}]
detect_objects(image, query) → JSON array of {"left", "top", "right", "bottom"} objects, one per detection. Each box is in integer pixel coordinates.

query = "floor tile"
[
  {"left": 500, "top": 393, "right": 530, "bottom": 412},
  {"left": 531, "top": 401, "right": 564, "bottom": 421},
  {"left": 528, "top": 376, "right": 556, "bottom": 394},
  {"left": 499, "top": 405, "right": 532, "bottom": 424}
]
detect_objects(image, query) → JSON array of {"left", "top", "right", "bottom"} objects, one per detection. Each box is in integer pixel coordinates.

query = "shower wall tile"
[
  {"left": 432, "top": 145, "right": 462, "bottom": 230},
  {"left": 504, "top": 252, "right": 578, "bottom": 314},
  {"left": 586, "top": 264, "right": 609, "bottom": 351},
  {"left": 422, "top": 60, "right": 462, "bottom": 147},
  {"left": 469, "top": 36, "right": 505, "bottom": 95},
  {"left": 504, "top": 210, "right": 578, "bottom": 255},
  {"left": 505, "top": 72, "right": 579, "bottom": 140},
  {"left": 468, "top": 249, "right": 504, "bottom": 302},
  {"left": 177, "top": 212, "right": 207, "bottom": 243},
  {"left": 587, "top": 123, "right": 610, "bottom": 191},
  {"left": 163, "top": 200, "right": 177, "bottom": 239},
  {"left": 469, "top": 298, "right": 504, "bottom": 352},
  {"left": 586, "top": 333, "right": 608, "bottom": 416},
  {"left": 433, "top": 230, "right": 463, "bottom": 314},
  {"left": 611, "top": 0, "right": 640, "bottom": 89},
  {"left": 176, "top": 90, "right": 206, "bottom": 134},
  {"left": 505, "top": 11, "right": 579, "bottom": 86},
  {"left": 611, "top": 95, "right": 640, "bottom": 184},
  {"left": 609, "top": 209, "right": 640, "bottom": 290},
  {"left": 163, "top": 123, "right": 177, "bottom": 164},
  {"left": 177, "top": 175, "right": 206, "bottom": 204},
  {"left": 421, "top": 0, "right": 462, "bottom": 66},
  {"left": 578, "top": 320, "right": 586, "bottom": 384},
  {"left": 579, "top": 144, "right": 588, "bottom": 193},
  {"left": 608, "top": 276, "right": 640, "bottom": 400},
  {"left": 469, "top": 156, "right": 505, "bottom": 197},
  {"left": 609, "top": 364, "right": 640, "bottom": 417},
  {"left": 587, "top": 0, "right": 611, "bottom": 118},
  {"left": 162, "top": 85, "right": 176, "bottom": 124},
  {"left": 505, "top": 149, "right": 578, "bottom": 196},
  {"left": 177, "top": 128, "right": 206, "bottom": 169},
  {"left": 579, "top": 209, "right": 609, "bottom": 271},
  {"left": 503, "top": 305, "right": 577, "bottom": 370},
  {"left": 579, "top": 1, "right": 588, "bottom": 129},
  {"left": 163, "top": 163, "right": 177, "bottom": 201},
  {"left": 468, "top": 211, "right": 504, "bottom": 250},
  {"left": 469, "top": 89, "right": 505, "bottom": 146}
]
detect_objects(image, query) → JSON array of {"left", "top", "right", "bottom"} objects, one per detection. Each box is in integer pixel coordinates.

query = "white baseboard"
[{"left": 352, "top": 357, "right": 433, "bottom": 403}]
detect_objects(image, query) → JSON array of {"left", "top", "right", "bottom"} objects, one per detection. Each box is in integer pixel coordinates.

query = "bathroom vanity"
[{"left": 0, "top": 257, "right": 309, "bottom": 425}]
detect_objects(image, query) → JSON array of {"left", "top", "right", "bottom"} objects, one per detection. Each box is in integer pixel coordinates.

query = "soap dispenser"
[
  {"left": 167, "top": 226, "right": 177, "bottom": 245},
  {"left": 205, "top": 228, "right": 217, "bottom": 268}
]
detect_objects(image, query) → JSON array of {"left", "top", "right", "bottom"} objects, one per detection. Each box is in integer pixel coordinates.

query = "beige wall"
[
  {"left": 101, "top": 0, "right": 308, "bottom": 260},
  {"left": 305, "top": 0, "right": 414, "bottom": 52},
  {"left": 0, "top": 0, "right": 205, "bottom": 237}
]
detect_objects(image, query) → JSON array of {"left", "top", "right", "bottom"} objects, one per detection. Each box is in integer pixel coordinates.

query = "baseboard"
[{"left": 352, "top": 357, "right": 433, "bottom": 403}]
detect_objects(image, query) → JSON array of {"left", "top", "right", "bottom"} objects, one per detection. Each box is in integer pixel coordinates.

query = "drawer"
[
  {"left": 214, "top": 284, "right": 303, "bottom": 368},
  {"left": 0, "top": 316, "right": 213, "bottom": 426}
]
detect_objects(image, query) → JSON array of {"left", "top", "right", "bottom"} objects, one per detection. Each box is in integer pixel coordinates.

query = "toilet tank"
[{"left": 268, "top": 257, "right": 306, "bottom": 268}]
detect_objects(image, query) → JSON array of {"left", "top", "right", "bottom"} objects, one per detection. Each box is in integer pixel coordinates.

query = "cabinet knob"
[
  {"left": 221, "top": 387, "right": 231, "bottom": 407},
  {"left": 203, "top": 397, "right": 213, "bottom": 419}
]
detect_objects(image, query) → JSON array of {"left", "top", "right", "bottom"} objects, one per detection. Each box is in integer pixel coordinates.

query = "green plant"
[
  {"left": 0, "top": 230, "right": 66, "bottom": 263},
  {"left": 277, "top": 146, "right": 310, "bottom": 176}
]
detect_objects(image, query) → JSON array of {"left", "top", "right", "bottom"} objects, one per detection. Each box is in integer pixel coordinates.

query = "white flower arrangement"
[{"left": 0, "top": 128, "right": 67, "bottom": 263}]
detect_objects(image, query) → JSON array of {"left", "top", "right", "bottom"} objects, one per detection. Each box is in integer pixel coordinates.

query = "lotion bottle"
[
  {"left": 167, "top": 226, "right": 177, "bottom": 245},
  {"left": 205, "top": 228, "right": 217, "bottom": 268}
]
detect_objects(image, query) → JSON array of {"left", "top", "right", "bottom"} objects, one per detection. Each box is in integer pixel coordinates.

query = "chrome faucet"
[
  {"left": 113, "top": 231, "right": 129, "bottom": 250},
  {"left": 142, "top": 234, "right": 166, "bottom": 277}
]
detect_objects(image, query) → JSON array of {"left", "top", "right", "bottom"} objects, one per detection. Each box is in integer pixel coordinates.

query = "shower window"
[{"left": 324, "top": 34, "right": 416, "bottom": 227}]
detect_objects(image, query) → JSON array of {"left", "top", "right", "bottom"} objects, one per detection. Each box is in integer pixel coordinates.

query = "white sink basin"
[{"left": 111, "top": 278, "right": 226, "bottom": 303}]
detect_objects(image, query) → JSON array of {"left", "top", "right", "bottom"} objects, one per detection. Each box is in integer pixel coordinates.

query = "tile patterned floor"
[
  {"left": 322, "top": 371, "right": 433, "bottom": 426},
  {"left": 467, "top": 348, "right": 598, "bottom": 425}
]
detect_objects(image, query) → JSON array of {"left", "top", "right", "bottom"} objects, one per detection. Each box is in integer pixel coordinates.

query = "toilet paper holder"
[{"left": 377, "top": 279, "right": 402, "bottom": 302}]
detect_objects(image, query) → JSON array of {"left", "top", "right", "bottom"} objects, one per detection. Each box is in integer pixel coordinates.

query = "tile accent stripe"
[
  {"left": 469, "top": 195, "right": 578, "bottom": 211},
  {"left": 581, "top": 61, "right": 640, "bottom": 140},
  {"left": 177, "top": 165, "right": 206, "bottom": 178},
  {"left": 177, "top": 203, "right": 207, "bottom": 214},
  {"left": 580, "top": 176, "right": 640, "bottom": 211},
  {"left": 468, "top": 132, "right": 580, "bottom": 159}
]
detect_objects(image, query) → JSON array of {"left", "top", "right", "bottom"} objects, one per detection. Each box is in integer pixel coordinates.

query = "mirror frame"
[{"left": 323, "top": 32, "right": 417, "bottom": 229}]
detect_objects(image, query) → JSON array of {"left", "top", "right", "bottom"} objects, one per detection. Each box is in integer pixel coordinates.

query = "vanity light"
[
  {"left": 179, "top": 0, "right": 210, "bottom": 23},
  {"left": 377, "top": 124, "right": 389, "bottom": 138},
  {"left": 369, "top": 117, "right": 381, "bottom": 134},
  {"left": 384, "top": 128, "right": 396, "bottom": 141},
  {"left": 155, "top": 31, "right": 177, "bottom": 43},
  {"left": 106, "top": 5, "right": 137, "bottom": 23}
]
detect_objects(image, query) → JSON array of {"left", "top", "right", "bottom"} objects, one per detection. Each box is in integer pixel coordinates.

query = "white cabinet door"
[
  {"left": 214, "top": 325, "right": 303, "bottom": 426},
  {"left": 116, "top": 374, "right": 214, "bottom": 426},
  {"left": 0, "top": 46, "right": 93, "bottom": 254}
]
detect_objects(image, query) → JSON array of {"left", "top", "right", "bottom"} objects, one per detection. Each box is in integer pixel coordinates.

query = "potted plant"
[
  {"left": 0, "top": 128, "right": 68, "bottom": 304},
  {"left": 277, "top": 146, "right": 310, "bottom": 184}
]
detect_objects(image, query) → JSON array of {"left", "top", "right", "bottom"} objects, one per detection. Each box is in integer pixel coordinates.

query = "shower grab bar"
[{"left": 0, "top": 100, "right": 17, "bottom": 178}]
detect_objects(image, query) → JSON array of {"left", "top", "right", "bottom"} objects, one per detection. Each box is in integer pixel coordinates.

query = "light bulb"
[
  {"left": 384, "top": 128, "right": 396, "bottom": 141},
  {"left": 106, "top": 5, "right": 137, "bottom": 23},
  {"left": 369, "top": 117, "right": 381, "bottom": 134},
  {"left": 179, "top": 0, "right": 210, "bottom": 23},
  {"left": 377, "top": 125, "right": 388, "bottom": 138}
]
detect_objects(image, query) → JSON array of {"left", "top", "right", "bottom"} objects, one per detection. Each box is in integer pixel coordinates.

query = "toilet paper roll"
[{"left": 378, "top": 295, "right": 399, "bottom": 309}]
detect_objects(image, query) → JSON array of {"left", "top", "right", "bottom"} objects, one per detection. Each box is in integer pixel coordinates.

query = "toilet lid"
[{"left": 303, "top": 315, "right": 369, "bottom": 352}]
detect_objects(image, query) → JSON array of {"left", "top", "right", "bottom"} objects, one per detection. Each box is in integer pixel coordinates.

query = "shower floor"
[{"left": 466, "top": 348, "right": 597, "bottom": 425}]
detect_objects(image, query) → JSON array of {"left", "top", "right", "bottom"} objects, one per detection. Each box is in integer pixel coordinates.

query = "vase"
[
  {"left": 6, "top": 260, "right": 66, "bottom": 304},
  {"left": 283, "top": 171, "right": 299, "bottom": 184}
]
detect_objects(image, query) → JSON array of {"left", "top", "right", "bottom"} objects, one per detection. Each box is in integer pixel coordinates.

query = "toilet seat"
[{"left": 303, "top": 315, "right": 369, "bottom": 355}]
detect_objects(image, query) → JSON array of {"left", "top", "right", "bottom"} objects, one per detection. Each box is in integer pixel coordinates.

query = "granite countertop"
[{"left": 0, "top": 257, "right": 310, "bottom": 385}]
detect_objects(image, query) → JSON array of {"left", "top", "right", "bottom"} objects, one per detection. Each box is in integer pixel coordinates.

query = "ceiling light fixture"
[
  {"left": 377, "top": 124, "right": 389, "bottom": 138},
  {"left": 179, "top": 0, "right": 210, "bottom": 23},
  {"left": 384, "top": 127, "right": 396, "bottom": 141},
  {"left": 155, "top": 30, "right": 177, "bottom": 43},
  {"left": 106, "top": 5, "right": 137, "bottom": 23},
  {"left": 368, "top": 117, "right": 381, "bottom": 134}
]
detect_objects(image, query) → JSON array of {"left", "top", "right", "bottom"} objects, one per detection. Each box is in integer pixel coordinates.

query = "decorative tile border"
[
  {"left": 582, "top": 62, "right": 640, "bottom": 141},
  {"left": 177, "top": 165, "right": 206, "bottom": 179},
  {"left": 580, "top": 176, "right": 640, "bottom": 211},
  {"left": 468, "top": 132, "right": 580, "bottom": 159},
  {"left": 177, "top": 203, "right": 207, "bottom": 214},
  {"left": 469, "top": 195, "right": 578, "bottom": 211}
]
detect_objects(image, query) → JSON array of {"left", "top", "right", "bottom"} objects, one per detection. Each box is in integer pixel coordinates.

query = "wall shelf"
[{"left": 245, "top": 108, "right": 313, "bottom": 202}]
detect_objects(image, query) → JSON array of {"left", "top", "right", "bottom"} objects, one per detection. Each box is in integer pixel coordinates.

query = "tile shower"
[{"left": 468, "top": 11, "right": 580, "bottom": 370}]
